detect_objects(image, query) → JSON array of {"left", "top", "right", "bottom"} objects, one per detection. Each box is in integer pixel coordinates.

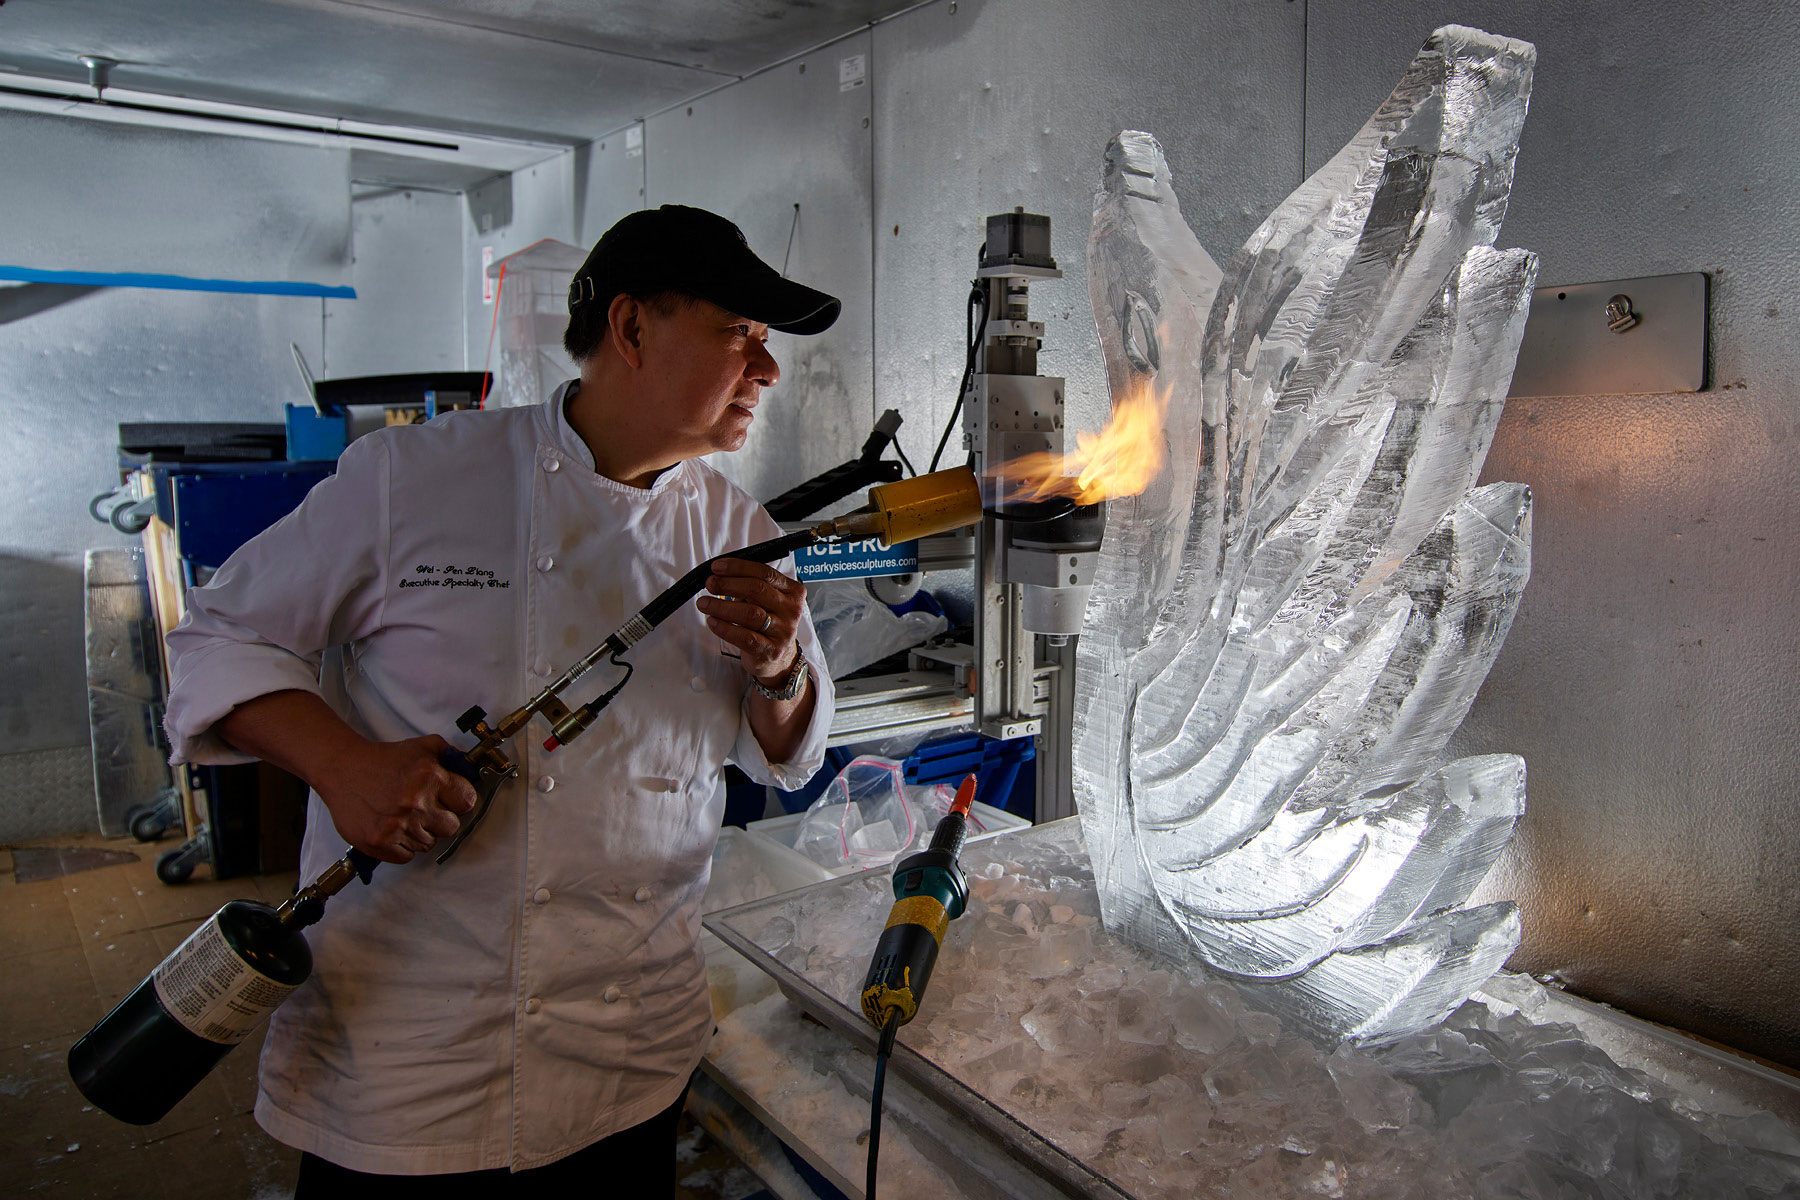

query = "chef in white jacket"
[{"left": 164, "top": 205, "right": 841, "bottom": 1195}]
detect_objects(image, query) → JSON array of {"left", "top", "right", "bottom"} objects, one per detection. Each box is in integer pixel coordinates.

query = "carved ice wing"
[
  {"left": 1075, "top": 25, "right": 1540, "bottom": 1044},
  {"left": 1075, "top": 131, "right": 1224, "bottom": 926},
  {"left": 1085, "top": 131, "right": 1223, "bottom": 651}
]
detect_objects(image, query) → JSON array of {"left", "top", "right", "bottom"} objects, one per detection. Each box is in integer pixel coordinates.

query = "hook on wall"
[
  {"left": 781, "top": 202, "right": 800, "bottom": 278},
  {"left": 78, "top": 55, "right": 117, "bottom": 101},
  {"left": 1605, "top": 294, "right": 1640, "bottom": 333}
]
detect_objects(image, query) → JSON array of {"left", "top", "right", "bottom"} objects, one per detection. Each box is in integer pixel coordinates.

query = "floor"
[{"left": 0, "top": 832, "right": 770, "bottom": 1199}]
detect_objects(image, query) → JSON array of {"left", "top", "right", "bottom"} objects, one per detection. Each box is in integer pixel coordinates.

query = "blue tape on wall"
[{"left": 0, "top": 265, "right": 356, "bottom": 299}]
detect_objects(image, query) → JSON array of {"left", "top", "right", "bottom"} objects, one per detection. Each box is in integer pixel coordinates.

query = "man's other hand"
[
  {"left": 697, "top": 558, "right": 807, "bottom": 685},
  {"left": 319, "top": 734, "right": 479, "bottom": 864}
]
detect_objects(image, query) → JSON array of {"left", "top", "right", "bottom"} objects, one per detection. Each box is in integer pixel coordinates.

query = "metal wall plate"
[{"left": 1508, "top": 272, "right": 1709, "bottom": 398}]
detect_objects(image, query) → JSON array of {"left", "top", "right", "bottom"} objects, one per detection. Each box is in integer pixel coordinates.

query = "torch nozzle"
[{"left": 948, "top": 774, "right": 977, "bottom": 818}]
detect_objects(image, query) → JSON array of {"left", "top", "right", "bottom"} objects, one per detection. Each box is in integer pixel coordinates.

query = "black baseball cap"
[{"left": 568, "top": 205, "right": 841, "bottom": 336}]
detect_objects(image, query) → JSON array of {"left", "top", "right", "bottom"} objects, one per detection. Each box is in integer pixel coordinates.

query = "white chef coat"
[{"left": 163, "top": 381, "right": 832, "bottom": 1173}]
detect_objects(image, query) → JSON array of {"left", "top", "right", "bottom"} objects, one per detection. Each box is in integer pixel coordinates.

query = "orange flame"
[{"left": 989, "top": 378, "right": 1169, "bottom": 505}]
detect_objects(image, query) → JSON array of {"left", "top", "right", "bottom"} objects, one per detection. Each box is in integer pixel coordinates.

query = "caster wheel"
[
  {"left": 156, "top": 850, "right": 195, "bottom": 885},
  {"left": 127, "top": 806, "right": 168, "bottom": 843}
]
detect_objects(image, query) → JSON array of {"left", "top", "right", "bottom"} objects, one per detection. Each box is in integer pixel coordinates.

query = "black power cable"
[
  {"left": 867, "top": 1008, "right": 902, "bottom": 1200},
  {"left": 928, "top": 279, "right": 990, "bottom": 475}
]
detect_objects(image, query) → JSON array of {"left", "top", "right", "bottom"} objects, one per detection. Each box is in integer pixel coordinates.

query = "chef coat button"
[
  {"left": 690, "top": 674, "right": 706, "bottom": 692},
  {"left": 602, "top": 986, "right": 622, "bottom": 1004},
  {"left": 533, "top": 887, "right": 551, "bottom": 905},
  {"left": 543, "top": 456, "right": 560, "bottom": 473},
  {"left": 537, "top": 776, "right": 556, "bottom": 793},
  {"left": 534, "top": 660, "right": 551, "bottom": 676},
  {"left": 536, "top": 555, "right": 554, "bottom": 572},
  {"left": 525, "top": 997, "right": 543, "bottom": 1014},
  {"left": 634, "top": 885, "right": 652, "bottom": 903}
]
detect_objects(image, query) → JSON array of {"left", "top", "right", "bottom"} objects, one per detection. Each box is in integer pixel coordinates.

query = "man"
[{"left": 164, "top": 205, "right": 841, "bottom": 1194}]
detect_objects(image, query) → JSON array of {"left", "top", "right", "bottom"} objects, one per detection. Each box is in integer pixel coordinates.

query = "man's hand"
[
  {"left": 697, "top": 558, "right": 808, "bottom": 685},
  {"left": 215, "top": 690, "right": 477, "bottom": 865},
  {"left": 315, "top": 734, "right": 479, "bottom": 865}
]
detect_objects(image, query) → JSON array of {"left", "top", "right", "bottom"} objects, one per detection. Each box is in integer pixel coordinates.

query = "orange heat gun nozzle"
[{"left": 949, "top": 774, "right": 977, "bottom": 818}]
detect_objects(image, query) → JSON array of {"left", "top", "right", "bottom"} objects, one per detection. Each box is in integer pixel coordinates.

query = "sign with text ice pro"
[{"left": 794, "top": 538, "right": 919, "bottom": 582}]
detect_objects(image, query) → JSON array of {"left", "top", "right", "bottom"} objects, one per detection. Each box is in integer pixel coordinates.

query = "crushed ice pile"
[{"left": 716, "top": 821, "right": 1800, "bottom": 1199}]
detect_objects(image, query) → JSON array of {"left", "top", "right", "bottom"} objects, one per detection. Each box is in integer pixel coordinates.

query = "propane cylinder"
[{"left": 69, "top": 898, "right": 312, "bottom": 1124}]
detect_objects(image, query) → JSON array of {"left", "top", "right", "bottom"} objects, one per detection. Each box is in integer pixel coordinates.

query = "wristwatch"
[{"left": 751, "top": 652, "right": 810, "bottom": 702}]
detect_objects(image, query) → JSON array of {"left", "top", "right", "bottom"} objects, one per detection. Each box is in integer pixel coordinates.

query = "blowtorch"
[
  {"left": 69, "top": 463, "right": 991, "bottom": 1127},
  {"left": 858, "top": 773, "right": 979, "bottom": 1200}
]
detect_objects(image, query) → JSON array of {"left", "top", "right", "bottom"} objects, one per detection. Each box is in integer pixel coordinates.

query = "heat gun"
[{"left": 858, "top": 773, "right": 979, "bottom": 1200}]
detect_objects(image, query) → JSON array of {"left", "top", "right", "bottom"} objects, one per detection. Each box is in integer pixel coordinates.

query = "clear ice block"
[{"left": 1074, "top": 25, "right": 1541, "bottom": 1043}]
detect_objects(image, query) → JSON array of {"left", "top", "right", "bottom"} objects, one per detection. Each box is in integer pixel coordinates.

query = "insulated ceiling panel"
[
  {"left": 0, "top": 0, "right": 920, "bottom": 145},
  {"left": 302, "top": 0, "right": 915, "bottom": 76}
]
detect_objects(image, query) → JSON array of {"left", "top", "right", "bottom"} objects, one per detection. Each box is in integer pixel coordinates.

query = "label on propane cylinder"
[{"left": 152, "top": 914, "right": 297, "bottom": 1045}]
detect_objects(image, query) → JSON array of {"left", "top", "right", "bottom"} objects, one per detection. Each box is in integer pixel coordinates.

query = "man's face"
[{"left": 638, "top": 297, "right": 780, "bottom": 459}]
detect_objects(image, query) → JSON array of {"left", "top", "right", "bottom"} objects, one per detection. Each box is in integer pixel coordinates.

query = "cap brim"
[{"left": 706, "top": 274, "right": 841, "bottom": 336}]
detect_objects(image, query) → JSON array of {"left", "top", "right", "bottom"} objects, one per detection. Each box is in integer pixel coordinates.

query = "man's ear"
[{"left": 606, "top": 294, "right": 647, "bottom": 369}]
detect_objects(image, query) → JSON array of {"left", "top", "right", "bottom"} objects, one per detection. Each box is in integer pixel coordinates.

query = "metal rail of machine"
[{"left": 820, "top": 210, "right": 1098, "bottom": 822}]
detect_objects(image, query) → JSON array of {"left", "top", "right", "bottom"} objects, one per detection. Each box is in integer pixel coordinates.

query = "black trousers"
[{"left": 292, "top": 1086, "right": 689, "bottom": 1199}]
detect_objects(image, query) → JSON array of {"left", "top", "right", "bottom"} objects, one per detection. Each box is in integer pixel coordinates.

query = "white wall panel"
[
  {"left": 871, "top": 0, "right": 1306, "bottom": 471},
  {"left": 3, "top": 137, "right": 468, "bottom": 839},
  {"left": 645, "top": 34, "right": 878, "bottom": 504},
  {"left": 326, "top": 189, "right": 466, "bottom": 378},
  {"left": 0, "top": 283, "right": 325, "bottom": 839},
  {"left": 575, "top": 124, "right": 649, "bottom": 250},
  {"left": 0, "top": 110, "right": 351, "bottom": 289}
]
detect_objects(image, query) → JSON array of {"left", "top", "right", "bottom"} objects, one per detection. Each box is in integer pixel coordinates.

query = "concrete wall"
[
  {"left": 0, "top": 180, "right": 463, "bottom": 841},
  {"left": 461, "top": 0, "right": 1799, "bottom": 1067}
]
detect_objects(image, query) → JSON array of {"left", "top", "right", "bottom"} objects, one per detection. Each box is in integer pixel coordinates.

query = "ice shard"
[{"left": 1073, "top": 25, "right": 1539, "bottom": 1044}]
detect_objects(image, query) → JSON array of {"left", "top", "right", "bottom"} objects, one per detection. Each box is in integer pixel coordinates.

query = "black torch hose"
[
  {"left": 635, "top": 529, "right": 820, "bottom": 630},
  {"left": 868, "top": 1008, "right": 901, "bottom": 1200},
  {"left": 558, "top": 529, "right": 822, "bottom": 741}
]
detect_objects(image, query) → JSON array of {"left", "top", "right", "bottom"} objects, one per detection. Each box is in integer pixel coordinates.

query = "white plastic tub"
[{"left": 702, "top": 826, "right": 836, "bottom": 1017}]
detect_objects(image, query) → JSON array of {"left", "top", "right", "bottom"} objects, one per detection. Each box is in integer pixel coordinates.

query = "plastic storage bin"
[{"left": 702, "top": 827, "right": 836, "bottom": 1017}]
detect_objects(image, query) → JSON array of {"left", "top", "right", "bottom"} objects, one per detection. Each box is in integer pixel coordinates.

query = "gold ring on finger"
[{"left": 760, "top": 611, "right": 773, "bottom": 634}]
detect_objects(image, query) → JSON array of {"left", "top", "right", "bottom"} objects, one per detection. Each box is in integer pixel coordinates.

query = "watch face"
[{"left": 756, "top": 656, "right": 807, "bottom": 700}]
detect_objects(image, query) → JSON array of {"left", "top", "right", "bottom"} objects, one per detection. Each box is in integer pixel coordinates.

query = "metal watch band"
[{"left": 750, "top": 653, "right": 810, "bottom": 702}]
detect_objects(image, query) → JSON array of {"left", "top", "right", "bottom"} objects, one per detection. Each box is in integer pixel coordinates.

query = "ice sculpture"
[{"left": 1073, "top": 25, "right": 1539, "bottom": 1044}]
